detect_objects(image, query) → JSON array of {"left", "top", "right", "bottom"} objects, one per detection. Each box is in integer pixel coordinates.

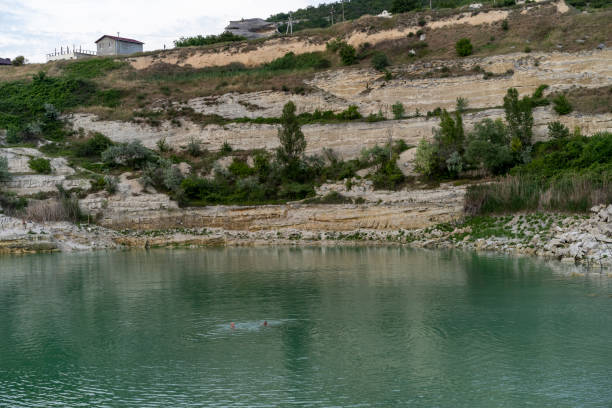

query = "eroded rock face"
[
  {"left": 0, "top": 148, "right": 89, "bottom": 195},
  {"left": 69, "top": 108, "right": 612, "bottom": 158}
]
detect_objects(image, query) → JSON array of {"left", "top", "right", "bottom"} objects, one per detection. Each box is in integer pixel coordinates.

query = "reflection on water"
[{"left": 0, "top": 247, "right": 610, "bottom": 407}]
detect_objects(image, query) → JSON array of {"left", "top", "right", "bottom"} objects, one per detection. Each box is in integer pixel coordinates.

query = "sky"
[{"left": 0, "top": 0, "right": 324, "bottom": 63}]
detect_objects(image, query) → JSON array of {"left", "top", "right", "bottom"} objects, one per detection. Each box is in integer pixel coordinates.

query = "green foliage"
[
  {"left": 266, "top": 52, "right": 331, "bottom": 71},
  {"left": 503, "top": 88, "right": 534, "bottom": 154},
  {"left": 276, "top": 101, "right": 307, "bottom": 174},
  {"left": 0, "top": 72, "right": 97, "bottom": 133},
  {"left": 392, "top": 102, "right": 405, "bottom": 119},
  {"left": 339, "top": 44, "right": 357, "bottom": 66},
  {"left": 142, "top": 159, "right": 184, "bottom": 194},
  {"left": 513, "top": 132, "right": 612, "bottom": 178},
  {"left": 61, "top": 58, "right": 126, "bottom": 79},
  {"left": 12, "top": 56, "right": 25, "bottom": 66},
  {"left": 74, "top": 133, "right": 114, "bottom": 157},
  {"left": 547, "top": 121, "right": 570, "bottom": 139},
  {"left": 371, "top": 52, "right": 390, "bottom": 71},
  {"left": 552, "top": 94, "right": 573, "bottom": 115},
  {"left": 94, "top": 89, "right": 123, "bottom": 108},
  {"left": 104, "top": 175, "right": 119, "bottom": 194},
  {"left": 414, "top": 110, "right": 465, "bottom": 178},
  {"left": 501, "top": 19, "right": 509, "bottom": 30},
  {"left": 221, "top": 141, "right": 233, "bottom": 155},
  {"left": 455, "top": 97, "right": 469, "bottom": 113},
  {"left": 337, "top": 105, "right": 362, "bottom": 120},
  {"left": 174, "top": 32, "right": 246, "bottom": 47},
  {"left": 101, "top": 140, "right": 154, "bottom": 169},
  {"left": 455, "top": 38, "right": 473, "bottom": 57},
  {"left": 186, "top": 137, "right": 203, "bottom": 157},
  {"left": 228, "top": 159, "right": 256, "bottom": 178},
  {"left": 465, "top": 119, "right": 514, "bottom": 175},
  {"left": 0, "top": 157, "right": 10, "bottom": 181},
  {"left": 391, "top": 0, "right": 420, "bottom": 13},
  {"left": 28, "top": 157, "right": 52, "bottom": 174},
  {"left": 270, "top": 0, "right": 395, "bottom": 28}
]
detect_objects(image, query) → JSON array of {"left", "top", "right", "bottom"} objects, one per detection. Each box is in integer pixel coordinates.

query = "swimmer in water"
[
  {"left": 263, "top": 320, "right": 268, "bottom": 327},
  {"left": 230, "top": 322, "right": 236, "bottom": 329}
]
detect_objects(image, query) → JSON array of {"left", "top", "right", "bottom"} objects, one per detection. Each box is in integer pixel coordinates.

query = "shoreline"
[{"left": 2, "top": 204, "right": 611, "bottom": 269}]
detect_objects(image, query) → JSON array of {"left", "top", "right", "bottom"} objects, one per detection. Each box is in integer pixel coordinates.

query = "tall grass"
[{"left": 465, "top": 173, "right": 612, "bottom": 215}]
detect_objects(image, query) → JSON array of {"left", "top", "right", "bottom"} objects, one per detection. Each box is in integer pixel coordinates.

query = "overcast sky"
[{"left": 0, "top": 0, "right": 324, "bottom": 63}]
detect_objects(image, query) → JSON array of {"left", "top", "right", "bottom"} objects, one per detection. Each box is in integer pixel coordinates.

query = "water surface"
[{"left": 0, "top": 248, "right": 611, "bottom": 407}]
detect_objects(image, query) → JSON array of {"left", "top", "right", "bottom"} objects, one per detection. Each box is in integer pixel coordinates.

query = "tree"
[
  {"left": 503, "top": 88, "right": 533, "bottom": 153},
  {"left": 456, "top": 38, "right": 473, "bottom": 57},
  {"left": 456, "top": 97, "right": 469, "bottom": 113},
  {"left": 465, "top": 119, "right": 514, "bottom": 175},
  {"left": 391, "top": 0, "right": 420, "bottom": 13},
  {"left": 277, "top": 101, "right": 307, "bottom": 170},
  {"left": 12, "top": 56, "right": 25, "bottom": 66}
]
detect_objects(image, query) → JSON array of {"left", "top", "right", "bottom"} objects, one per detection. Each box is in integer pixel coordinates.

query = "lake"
[{"left": 0, "top": 247, "right": 611, "bottom": 407}]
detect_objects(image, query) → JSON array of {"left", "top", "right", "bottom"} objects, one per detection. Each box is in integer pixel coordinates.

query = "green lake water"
[{"left": 0, "top": 247, "right": 611, "bottom": 407}]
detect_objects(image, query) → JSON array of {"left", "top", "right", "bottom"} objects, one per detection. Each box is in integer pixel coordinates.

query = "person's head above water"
[
  {"left": 263, "top": 320, "right": 268, "bottom": 326},
  {"left": 230, "top": 322, "right": 235, "bottom": 329}
]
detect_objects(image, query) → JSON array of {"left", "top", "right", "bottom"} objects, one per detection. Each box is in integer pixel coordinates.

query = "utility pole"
[
  {"left": 330, "top": 6, "right": 335, "bottom": 26},
  {"left": 342, "top": 0, "right": 345, "bottom": 21}
]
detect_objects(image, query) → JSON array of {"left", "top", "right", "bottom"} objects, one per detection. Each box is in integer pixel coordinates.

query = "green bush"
[
  {"left": 371, "top": 52, "right": 390, "bottom": 71},
  {"left": 513, "top": 132, "right": 612, "bottom": 178},
  {"left": 501, "top": 20, "right": 509, "bottom": 30},
  {"left": 465, "top": 119, "right": 514, "bottom": 175},
  {"left": 337, "top": 105, "right": 362, "bottom": 120},
  {"left": 0, "top": 157, "right": 10, "bottom": 181},
  {"left": 101, "top": 140, "right": 154, "bottom": 169},
  {"left": 74, "top": 133, "right": 114, "bottom": 157},
  {"left": 266, "top": 52, "right": 331, "bottom": 70},
  {"left": 28, "top": 157, "right": 52, "bottom": 174},
  {"left": 391, "top": 0, "right": 420, "bottom": 13},
  {"left": 104, "top": 175, "right": 119, "bottom": 194},
  {"left": 455, "top": 38, "right": 473, "bottom": 57},
  {"left": 553, "top": 94, "right": 572, "bottom": 115},
  {"left": 186, "top": 137, "right": 203, "bottom": 157},
  {"left": 0, "top": 192, "right": 27, "bottom": 214},
  {"left": 174, "top": 32, "right": 246, "bottom": 47},
  {"left": 11, "top": 56, "right": 25, "bottom": 66},
  {"left": 0, "top": 72, "right": 96, "bottom": 131},
  {"left": 547, "top": 121, "right": 570, "bottom": 139},
  {"left": 339, "top": 44, "right": 357, "bottom": 66},
  {"left": 456, "top": 97, "right": 469, "bottom": 113},
  {"left": 228, "top": 159, "right": 256, "bottom": 178},
  {"left": 392, "top": 102, "right": 405, "bottom": 119}
]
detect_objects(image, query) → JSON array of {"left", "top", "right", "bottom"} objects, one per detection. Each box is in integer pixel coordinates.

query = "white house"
[{"left": 95, "top": 35, "right": 144, "bottom": 56}]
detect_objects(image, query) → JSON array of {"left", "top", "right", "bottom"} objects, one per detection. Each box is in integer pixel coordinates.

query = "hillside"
[{"left": 0, "top": 0, "right": 611, "bottom": 260}]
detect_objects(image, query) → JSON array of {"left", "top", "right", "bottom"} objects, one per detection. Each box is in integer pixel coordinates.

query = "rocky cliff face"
[{"left": 69, "top": 49, "right": 612, "bottom": 158}]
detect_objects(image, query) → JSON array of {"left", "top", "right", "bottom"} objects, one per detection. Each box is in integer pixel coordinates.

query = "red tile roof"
[{"left": 95, "top": 35, "right": 144, "bottom": 45}]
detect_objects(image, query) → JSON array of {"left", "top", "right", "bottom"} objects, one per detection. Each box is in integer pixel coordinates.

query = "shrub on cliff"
[
  {"left": 391, "top": 0, "right": 420, "bottom": 13},
  {"left": 174, "top": 32, "right": 246, "bottom": 48},
  {"left": 28, "top": 157, "right": 52, "bottom": 174},
  {"left": 339, "top": 44, "right": 357, "bottom": 66},
  {"left": 455, "top": 38, "right": 473, "bottom": 57},
  {"left": 0, "top": 157, "right": 10, "bottom": 181},
  {"left": 101, "top": 140, "right": 154, "bottom": 169},
  {"left": 371, "top": 52, "right": 390, "bottom": 71},
  {"left": 553, "top": 94, "right": 573, "bottom": 115},
  {"left": 74, "top": 133, "right": 114, "bottom": 157},
  {"left": 266, "top": 52, "right": 331, "bottom": 71}
]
